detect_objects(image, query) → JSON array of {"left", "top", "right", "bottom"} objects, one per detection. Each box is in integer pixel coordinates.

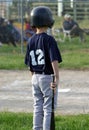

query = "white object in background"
[
  {"left": 58, "top": 0, "right": 63, "bottom": 17},
  {"left": 58, "top": 88, "right": 70, "bottom": 93},
  {"left": 70, "top": 0, "right": 73, "bottom": 8},
  {"left": 47, "top": 28, "right": 53, "bottom": 36}
]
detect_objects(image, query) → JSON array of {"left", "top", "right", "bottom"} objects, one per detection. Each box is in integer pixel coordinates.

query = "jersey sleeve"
[{"left": 49, "top": 37, "right": 62, "bottom": 63}]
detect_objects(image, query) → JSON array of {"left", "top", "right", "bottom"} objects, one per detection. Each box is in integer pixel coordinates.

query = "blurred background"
[
  {"left": 0, "top": 0, "right": 89, "bottom": 21},
  {"left": 0, "top": 0, "right": 89, "bottom": 53}
]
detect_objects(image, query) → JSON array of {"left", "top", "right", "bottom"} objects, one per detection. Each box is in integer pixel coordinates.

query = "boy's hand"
[{"left": 50, "top": 82, "right": 57, "bottom": 90}]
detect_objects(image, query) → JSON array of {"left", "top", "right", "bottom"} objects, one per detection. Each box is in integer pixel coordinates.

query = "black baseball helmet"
[{"left": 30, "top": 6, "right": 54, "bottom": 28}]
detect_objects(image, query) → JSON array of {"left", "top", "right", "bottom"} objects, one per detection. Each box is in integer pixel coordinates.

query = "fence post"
[
  {"left": 21, "top": 0, "right": 24, "bottom": 54},
  {"left": 18, "top": 0, "right": 21, "bottom": 22},
  {"left": 73, "top": 0, "right": 77, "bottom": 21},
  {"left": 58, "top": 0, "right": 63, "bottom": 17}
]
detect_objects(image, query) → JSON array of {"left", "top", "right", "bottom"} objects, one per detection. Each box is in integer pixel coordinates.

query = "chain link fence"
[
  {"left": 0, "top": 0, "right": 89, "bottom": 21},
  {"left": 0, "top": 0, "right": 89, "bottom": 52}
]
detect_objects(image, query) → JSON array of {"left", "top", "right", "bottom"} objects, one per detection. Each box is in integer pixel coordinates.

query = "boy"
[{"left": 25, "top": 6, "right": 62, "bottom": 130}]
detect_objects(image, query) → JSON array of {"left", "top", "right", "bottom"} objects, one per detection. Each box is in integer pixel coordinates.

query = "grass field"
[
  {"left": 0, "top": 35, "right": 89, "bottom": 70},
  {"left": 0, "top": 112, "right": 89, "bottom": 130},
  {"left": 59, "top": 36, "right": 89, "bottom": 70}
]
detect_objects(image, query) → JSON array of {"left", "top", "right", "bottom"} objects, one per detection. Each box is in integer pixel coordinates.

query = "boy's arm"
[{"left": 51, "top": 60, "right": 59, "bottom": 89}]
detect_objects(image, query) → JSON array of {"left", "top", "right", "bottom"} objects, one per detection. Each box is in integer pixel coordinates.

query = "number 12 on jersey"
[{"left": 30, "top": 49, "right": 45, "bottom": 66}]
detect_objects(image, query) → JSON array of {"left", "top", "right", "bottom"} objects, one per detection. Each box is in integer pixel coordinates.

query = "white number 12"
[{"left": 30, "top": 49, "right": 45, "bottom": 66}]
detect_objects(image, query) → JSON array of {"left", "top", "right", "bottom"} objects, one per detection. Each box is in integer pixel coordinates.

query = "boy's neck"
[{"left": 36, "top": 27, "right": 48, "bottom": 34}]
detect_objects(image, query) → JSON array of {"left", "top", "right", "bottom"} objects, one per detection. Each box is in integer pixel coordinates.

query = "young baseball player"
[{"left": 25, "top": 6, "right": 62, "bottom": 130}]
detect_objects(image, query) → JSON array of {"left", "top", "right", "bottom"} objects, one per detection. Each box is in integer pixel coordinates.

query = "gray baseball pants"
[{"left": 31, "top": 74, "right": 58, "bottom": 130}]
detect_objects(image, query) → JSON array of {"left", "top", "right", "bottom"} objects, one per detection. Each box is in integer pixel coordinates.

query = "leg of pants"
[
  {"left": 33, "top": 111, "right": 43, "bottom": 130},
  {"left": 79, "top": 31, "right": 86, "bottom": 42},
  {"left": 9, "top": 35, "right": 17, "bottom": 47},
  {"left": 32, "top": 74, "right": 58, "bottom": 130},
  {"left": 70, "top": 26, "right": 79, "bottom": 36},
  {"left": 32, "top": 75, "right": 44, "bottom": 130},
  {"left": 70, "top": 27, "right": 86, "bottom": 42}
]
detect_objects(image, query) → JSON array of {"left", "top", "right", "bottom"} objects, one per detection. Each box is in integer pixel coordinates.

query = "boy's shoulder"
[{"left": 28, "top": 32, "right": 55, "bottom": 43}]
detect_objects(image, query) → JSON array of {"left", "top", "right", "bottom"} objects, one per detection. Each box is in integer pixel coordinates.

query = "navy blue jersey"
[{"left": 25, "top": 32, "right": 62, "bottom": 74}]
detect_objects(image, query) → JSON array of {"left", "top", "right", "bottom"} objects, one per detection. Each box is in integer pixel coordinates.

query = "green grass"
[
  {"left": 58, "top": 36, "right": 89, "bottom": 70},
  {"left": 55, "top": 114, "right": 89, "bottom": 130},
  {"left": 0, "top": 112, "right": 33, "bottom": 130},
  {"left": 0, "top": 112, "right": 89, "bottom": 130},
  {"left": 0, "top": 44, "right": 26, "bottom": 70},
  {"left": 0, "top": 37, "right": 89, "bottom": 70}
]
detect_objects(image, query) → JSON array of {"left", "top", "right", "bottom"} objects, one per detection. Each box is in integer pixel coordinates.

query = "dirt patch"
[{"left": 0, "top": 69, "right": 89, "bottom": 115}]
